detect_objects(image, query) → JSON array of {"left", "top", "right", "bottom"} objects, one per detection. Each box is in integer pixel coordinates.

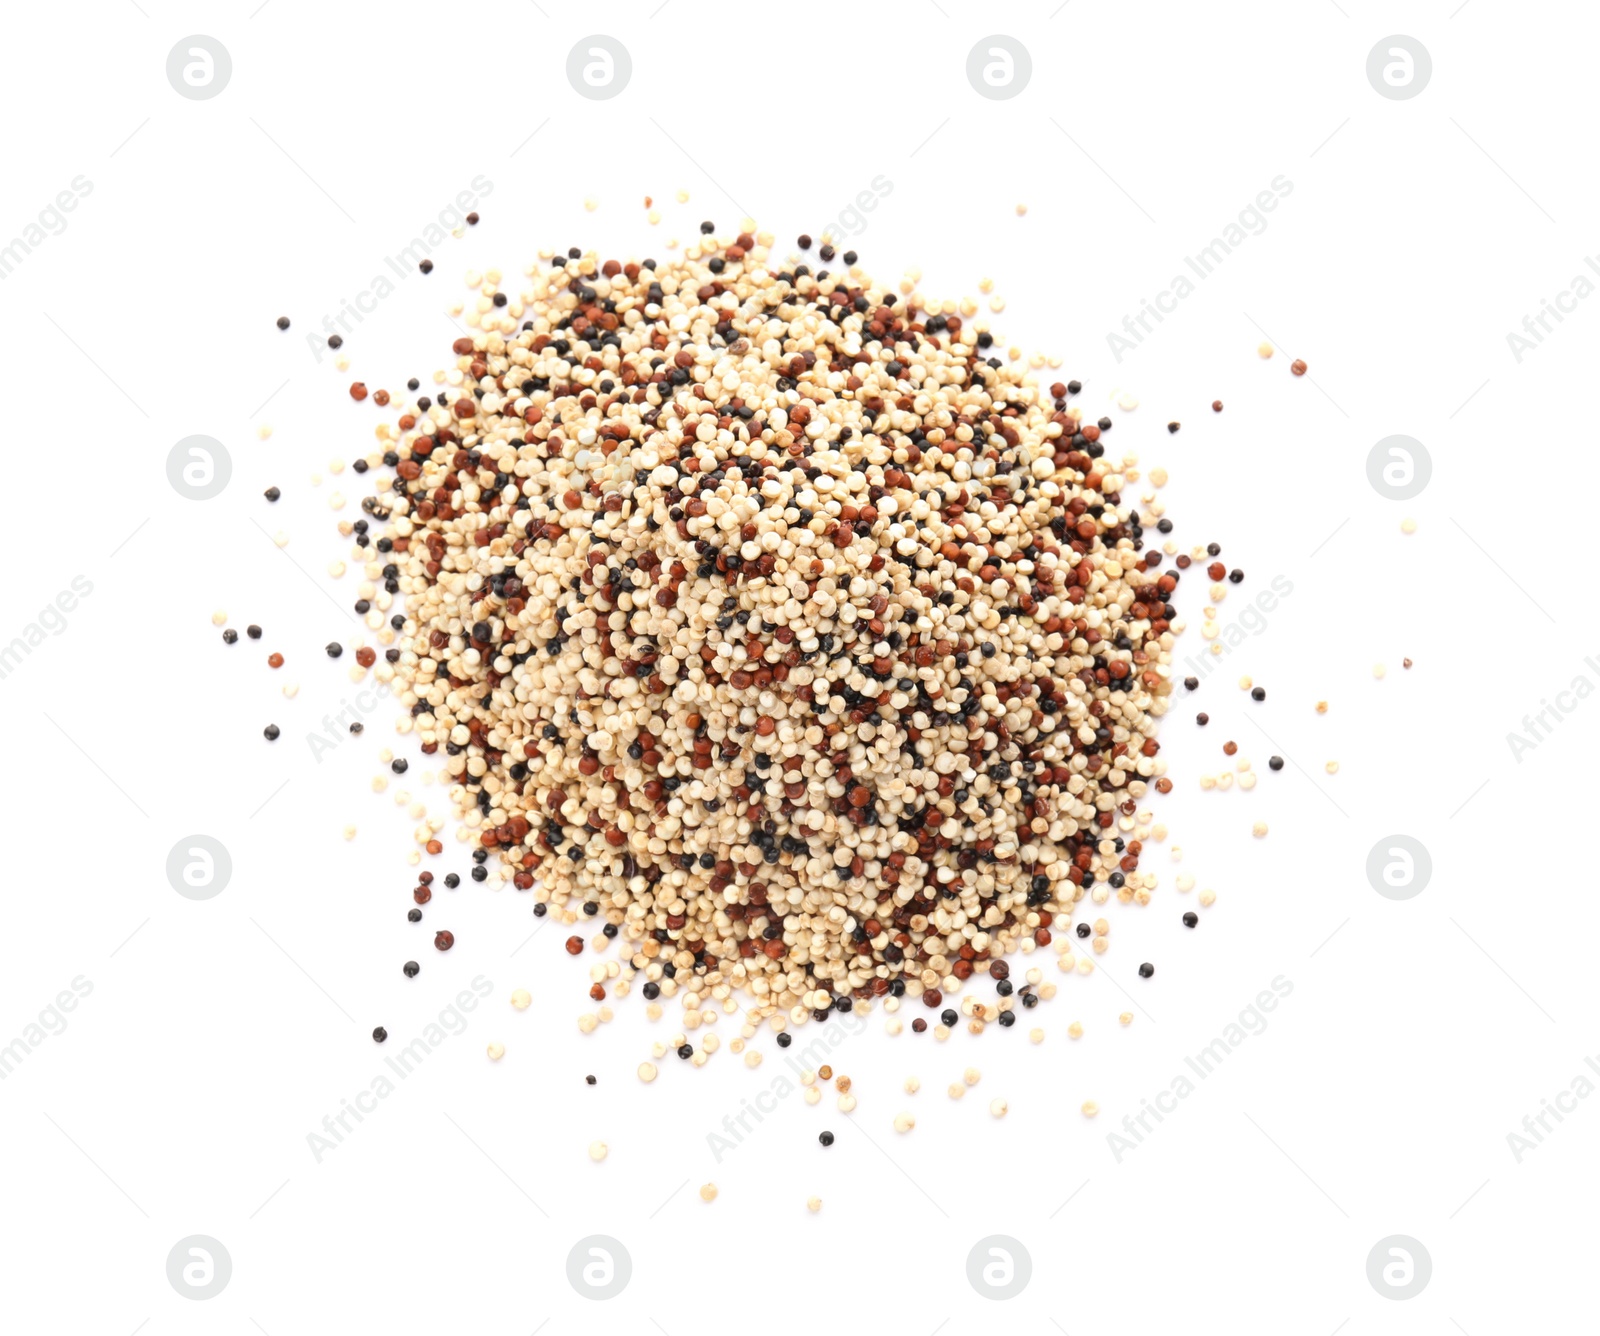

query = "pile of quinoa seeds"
[{"left": 346, "top": 226, "right": 1193, "bottom": 1035}]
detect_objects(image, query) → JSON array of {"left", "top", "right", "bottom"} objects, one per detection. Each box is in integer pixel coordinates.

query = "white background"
[{"left": 0, "top": 1, "right": 1592, "bottom": 1331}]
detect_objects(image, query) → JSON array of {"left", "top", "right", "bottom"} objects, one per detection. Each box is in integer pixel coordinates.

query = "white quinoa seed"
[
  {"left": 637, "top": 1061, "right": 657, "bottom": 1082},
  {"left": 699, "top": 1182, "right": 718, "bottom": 1202},
  {"left": 1081, "top": 1100, "right": 1099, "bottom": 1117},
  {"left": 588, "top": 1140, "right": 608, "bottom": 1162},
  {"left": 486, "top": 1042, "right": 505, "bottom": 1060},
  {"left": 894, "top": 1111, "right": 916, "bottom": 1132},
  {"left": 989, "top": 1097, "right": 1008, "bottom": 1118}
]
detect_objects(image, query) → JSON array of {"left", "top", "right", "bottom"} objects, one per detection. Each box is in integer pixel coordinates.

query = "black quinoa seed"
[
  {"left": 325, "top": 642, "right": 343, "bottom": 658},
  {"left": 328, "top": 334, "right": 343, "bottom": 349},
  {"left": 247, "top": 625, "right": 262, "bottom": 639},
  {"left": 1182, "top": 911, "right": 1198, "bottom": 928},
  {"left": 372, "top": 1026, "right": 387, "bottom": 1042},
  {"left": 276, "top": 316, "right": 290, "bottom": 330},
  {"left": 403, "top": 960, "right": 419, "bottom": 977},
  {"left": 222, "top": 629, "right": 238, "bottom": 644},
  {"left": 419, "top": 259, "right": 434, "bottom": 274},
  {"left": 819, "top": 1131, "right": 834, "bottom": 1146},
  {"left": 1269, "top": 756, "right": 1284, "bottom": 770},
  {"left": 263, "top": 724, "right": 279, "bottom": 741},
  {"left": 264, "top": 486, "right": 280, "bottom": 502},
  {"left": 1139, "top": 962, "right": 1155, "bottom": 978},
  {"left": 1251, "top": 687, "right": 1265, "bottom": 701}
]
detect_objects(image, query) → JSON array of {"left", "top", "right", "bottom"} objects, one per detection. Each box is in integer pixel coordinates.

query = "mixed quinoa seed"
[{"left": 238, "top": 221, "right": 1329, "bottom": 1062}]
